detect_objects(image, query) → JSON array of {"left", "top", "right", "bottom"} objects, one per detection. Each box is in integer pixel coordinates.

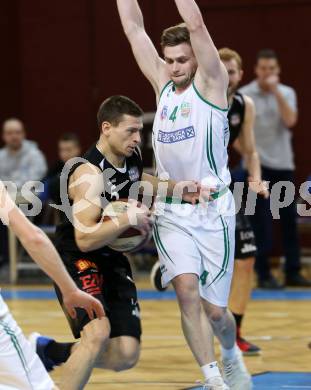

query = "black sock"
[
  {"left": 232, "top": 313, "right": 244, "bottom": 337},
  {"left": 46, "top": 341, "right": 75, "bottom": 364}
]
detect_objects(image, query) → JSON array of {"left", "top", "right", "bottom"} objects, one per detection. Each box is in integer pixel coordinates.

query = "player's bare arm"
[
  {"left": 233, "top": 95, "right": 269, "bottom": 198},
  {"left": 117, "top": 0, "right": 169, "bottom": 97},
  {"left": 174, "top": 0, "right": 228, "bottom": 106},
  {"left": 0, "top": 182, "right": 105, "bottom": 320},
  {"left": 70, "top": 163, "right": 151, "bottom": 252}
]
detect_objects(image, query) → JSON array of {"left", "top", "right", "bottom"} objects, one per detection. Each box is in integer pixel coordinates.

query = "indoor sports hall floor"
[{"left": 2, "top": 279, "right": 311, "bottom": 390}]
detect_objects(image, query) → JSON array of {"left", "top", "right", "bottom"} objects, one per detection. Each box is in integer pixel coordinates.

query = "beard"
[
  {"left": 172, "top": 69, "right": 196, "bottom": 89},
  {"left": 227, "top": 84, "right": 238, "bottom": 100}
]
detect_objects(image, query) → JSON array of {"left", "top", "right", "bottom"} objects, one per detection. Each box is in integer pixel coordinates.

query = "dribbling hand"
[{"left": 62, "top": 288, "right": 105, "bottom": 320}]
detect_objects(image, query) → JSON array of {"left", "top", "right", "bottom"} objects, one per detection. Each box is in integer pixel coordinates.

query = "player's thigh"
[
  {"left": 0, "top": 313, "right": 54, "bottom": 390},
  {"left": 197, "top": 214, "right": 235, "bottom": 307},
  {"left": 235, "top": 209, "right": 257, "bottom": 260},
  {"left": 153, "top": 216, "right": 202, "bottom": 286},
  {"left": 54, "top": 251, "right": 108, "bottom": 339}
]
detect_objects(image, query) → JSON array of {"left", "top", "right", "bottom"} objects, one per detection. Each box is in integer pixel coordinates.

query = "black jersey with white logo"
[
  {"left": 55, "top": 144, "right": 143, "bottom": 254},
  {"left": 228, "top": 91, "right": 245, "bottom": 146}
]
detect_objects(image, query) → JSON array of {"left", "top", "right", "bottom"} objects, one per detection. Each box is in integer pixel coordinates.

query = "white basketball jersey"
[{"left": 153, "top": 81, "right": 231, "bottom": 189}]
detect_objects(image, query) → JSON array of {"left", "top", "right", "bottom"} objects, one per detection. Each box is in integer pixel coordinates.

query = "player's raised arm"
[
  {"left": 174, "top": 0, "right": 228, "bottom": 89},
  {"left": 117, "top": 0, "right": 168, "bottom": 96}
]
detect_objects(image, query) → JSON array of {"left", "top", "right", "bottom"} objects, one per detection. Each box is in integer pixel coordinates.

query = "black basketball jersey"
[
  {"left": 228, "top": 91, "right": 245, "bottom": 146},
  {"left": 55, "top": 144, "right": 143, "bottom": 254}
]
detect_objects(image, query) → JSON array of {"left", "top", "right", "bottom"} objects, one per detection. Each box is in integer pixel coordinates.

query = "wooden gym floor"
[{"left": 3, "top": 279, "right": 311, "bottom": 390}]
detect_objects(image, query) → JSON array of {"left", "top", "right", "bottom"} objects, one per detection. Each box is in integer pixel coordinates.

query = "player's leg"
[
  {"left": 52, "top": 253, "right": 111, "bottom": 390},
  {"left": 94, "top": 254, "right": 142, "bottom": 371},
  {"left": 94, "top": 336, "right": 140, "bottom": 371},
  {"left": 229, "top": 210, "right": 261, "bottom": 355},
  {"left": 59, "top": 317, "right": 110, "bottom": 390},
  {"left": 0, "top": 310, "right": 56, "bottom": 390},
  {"left": 201, "top": 301, "right": 252, "bottom": 390},
  {"left": 229, "top": 258, "right": 261, "bottom": 355},
  {"left": 197, "top": 203, "right": 252, "bottom": 389},
  {"left": 172, "top": 273, "right": 215, "bottom": 364},
  {"left": 154, "top": 217, "right": 224, "bottom": 385}
]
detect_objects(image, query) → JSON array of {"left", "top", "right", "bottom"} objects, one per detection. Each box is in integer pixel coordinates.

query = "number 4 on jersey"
[
  {"left": 200, "top": 270, "right": 209, "bottom": 286},
  {"left": 169, "top": 106, "right": 178, "bottom": 122}
]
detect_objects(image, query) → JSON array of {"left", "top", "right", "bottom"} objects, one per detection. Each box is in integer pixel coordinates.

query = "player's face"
[
  {"left": 2, "top": 122, "right": 25, "bottom": 150},
  {"left": 108, "top": 115, "right": 143, "bottom": 158},
  {"left": 163, "top": 43, "right": 197, "bottom": 89},
  {"left": 223, "top": 59, "right": 243, "bottom": 96},
  {"left": 58, "top": 140, "right": 81, "bottom": 162},
  {"left": 255, "top": 58, "right": 280, "bottom": 84}
]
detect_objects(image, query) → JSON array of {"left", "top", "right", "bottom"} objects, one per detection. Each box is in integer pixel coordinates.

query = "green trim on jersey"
[
  {"left": 162, "top": 186, "right": 228, "bottom": 204},
  {"left": 206, "top": 110, "right": 219, "bottom": 176},
  {"left": 159, "top": 80, "right": 173, "bottom": 100},
  {"left": 192, "top": 81, "right": 228, "bottom": 112},
  {"left": 209, "top": 111, "right": 218, "bottom": 175},
  {"left": 206, "top": 216, "right": 230, "bottom": 288}
]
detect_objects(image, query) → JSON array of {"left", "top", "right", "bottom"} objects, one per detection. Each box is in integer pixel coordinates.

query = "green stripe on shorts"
[
  {"left": 153, "top": 222, "right": 175, "bottom": 265},
  {"left": 206, "top": 216, "right": 229, "bottom": 287},
  {"left": 0, "top": 319, "right": 33, "bottom": 389}
]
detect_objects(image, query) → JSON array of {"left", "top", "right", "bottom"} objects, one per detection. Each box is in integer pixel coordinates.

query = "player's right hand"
[
  {"left": 62, "top": 288, "right": 105, "bottom": 320},
  {"left": 126, "top": 199, "right": 153, "bottom": 235}
]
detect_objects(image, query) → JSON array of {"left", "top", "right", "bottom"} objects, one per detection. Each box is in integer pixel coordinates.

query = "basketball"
[{"left": 103, "top": 199, "right": 153, "bottom": 252}]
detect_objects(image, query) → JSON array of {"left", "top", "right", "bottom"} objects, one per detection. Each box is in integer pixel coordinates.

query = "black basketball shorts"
[
  {"left": 235, "top": 208, "right": 257, "bottom": 260},
  {"left": 54, "top": 250, "right": 141, "bottom": 341}
]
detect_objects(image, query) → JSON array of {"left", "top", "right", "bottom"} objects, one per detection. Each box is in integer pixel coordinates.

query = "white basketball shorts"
[
  {"left": 153, "top": 190, "right": 235, "bottom": 307},
  {"left": 0, "top": 301, "right": 55, "bottom": 390}
]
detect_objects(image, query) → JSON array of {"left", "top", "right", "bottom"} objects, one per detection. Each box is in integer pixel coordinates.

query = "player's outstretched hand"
[
  {"left": 62, "top": 288, "right": 105, "bottom": 320},
  {"left": 127, "top": 199, "right": 153, "bottom": 235},
  {"left": 176, "top": 181, "right": 216, "bottom": 205}
]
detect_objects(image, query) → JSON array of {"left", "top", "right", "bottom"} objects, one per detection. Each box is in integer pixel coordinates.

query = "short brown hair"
[
  {"left": 219, "top": 47, "right": 243, "bottom": 70},
  {"left": 59, "top": 132, "right": 80, "bottom": 146},
  {"left": 97, "top": 95, "right": 143, "bottom": 129},
  {"left": 161, "top": 23, "right": 190, "bottom": 49},
  {"left": 256, "top": 49, "right": 278, "bottom": 63}
]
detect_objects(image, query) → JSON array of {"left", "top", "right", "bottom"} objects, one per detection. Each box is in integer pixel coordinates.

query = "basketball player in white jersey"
[
  {"left": 0, "top": 181, "right": 104, "bottom": 390},
  {"left": 117, "top": 1, "right": 252, "bottom": 388}
]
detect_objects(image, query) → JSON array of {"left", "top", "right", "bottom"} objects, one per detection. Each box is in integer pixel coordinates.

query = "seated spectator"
[
  {"left": 0, "top": 118, "right": 47, "bottom": 267},
  {"left": 0, "top": 118, "right": 47, "bottom": 190},
  {"left": 43, "top": 133, "right": 81, "bottom": 204}
]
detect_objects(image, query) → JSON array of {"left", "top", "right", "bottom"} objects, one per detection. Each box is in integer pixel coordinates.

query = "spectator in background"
[
  {"left": 0, "top": 118, "right": 47, "bottom": 189},
  {"left": 0, "top": 118, "right": 47, "bottom": 268},
  {"left": 240, "top": 49, "right": 311, "bottom": 288},
  {"left": 43, "top": 133, "right": 81, "bottom": 204}
]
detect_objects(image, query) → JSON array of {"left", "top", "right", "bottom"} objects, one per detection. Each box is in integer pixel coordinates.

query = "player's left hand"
[
  {"left": 176, "top": 181, "right": 216, "bottom": 205},
  {"left": 248, "top": 177, "right": 270, "bottom": 199},
  {"left": 62, "top": 288, "right": 105, "bottom": 320}
]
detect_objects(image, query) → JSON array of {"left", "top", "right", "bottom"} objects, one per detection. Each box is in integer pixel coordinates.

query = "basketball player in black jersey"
[
  {"left": 33, "top": 95, "right": 203, "bottom": 389},
  {"left": 151, "top": 48, "right": 269, "bottom": 357},
  {"left": 220, "top": 48, "right": 269, "bottom": 355}
]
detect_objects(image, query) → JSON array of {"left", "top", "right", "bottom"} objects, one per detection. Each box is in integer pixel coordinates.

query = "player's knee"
[
  {"left": 112, "top": 344, "right": 140, "bottom": 372},
  {"left": 82, "top": 319, "right": 110, "bottom": 357},
  {"left": 173, "top": 276, "right": 200, "bottom": 307},
  {"left": 244, "top": 257, "right": 255, "bottom": 271},
  {"left": 206, "top": 306, "right": 227, "bottom": 323}
]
